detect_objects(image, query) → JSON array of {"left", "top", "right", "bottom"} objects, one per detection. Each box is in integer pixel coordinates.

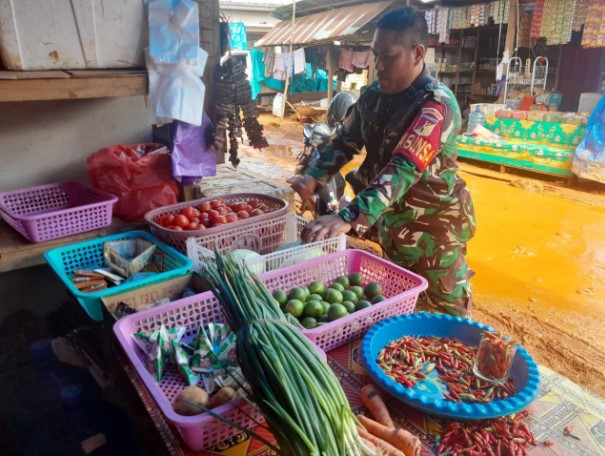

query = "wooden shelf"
[
  {"left": 0, "top": 69, "right": 147, "bottom": 102},
  {"left": 0, "top": 217, "right": 144, "bottom": 273}
]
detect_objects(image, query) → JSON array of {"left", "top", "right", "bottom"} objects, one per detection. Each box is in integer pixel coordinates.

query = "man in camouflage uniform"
[{"left": 295, "top": 6, "right": 476, "bottom": 317}]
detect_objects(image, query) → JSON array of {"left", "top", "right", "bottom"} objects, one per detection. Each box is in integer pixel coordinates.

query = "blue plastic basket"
[
  {"left": 361, "top": 312, "right": 540, "bottom": 420},
  {"left": 44, "top": 230, "right": 192, "bottom": 321}
]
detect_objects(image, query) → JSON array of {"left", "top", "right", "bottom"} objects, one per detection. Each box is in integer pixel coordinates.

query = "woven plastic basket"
[
  {"left": 261, "top": 249, "right": 428, "bottom": 352},
  {"left": 113, "top": 291, "right": 327, "bottom": 451},
  {"left": 144, "top": 193, "right": 289, "bottom": 253},
  {"left": 44, "top": 231, "right": 192, "bottom": 322},
  {"left": 187, "top": 213, "right": 346, "bottom": 274},
  {"left": 0, "top": 181, "right": 117, "bottom": 242}
]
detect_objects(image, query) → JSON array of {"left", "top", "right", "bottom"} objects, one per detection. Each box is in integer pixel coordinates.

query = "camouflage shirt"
[{"left": 307, "top": 71, "right": 476, "bottom": 260}]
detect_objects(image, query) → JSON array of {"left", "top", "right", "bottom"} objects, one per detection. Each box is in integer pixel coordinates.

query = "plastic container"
[
  {"left": 144, "top": 193, "right": 289, "bottom": 254},
  {"left": 473, "top": 331, "right": 517, "bottom": 385},
  {"left": 0, "top": 181, "right": 118, "bottom": 242},
  {"left": 469, "top": 103, "right": 507, "bottom": 118},
  {"left": 113, "top": 291, "right": 327, "bottom": 451},
  {"left": 261, "top": 249, "right": 427, "bottom": 352},
  {"left": 361, "top": 313, "right": 540, "bottom": 420},
  {"left": 44, "top": 231, "right": 192, "bottom": 322},
  {"left": 466, "top": 105, "right": 486, "bottom": 134},
  {"left": 187, "top": 213, "right": 346, "bottom": 274},
  {"left": 0, "top": 0, "right": 147, "bottom": 70}
]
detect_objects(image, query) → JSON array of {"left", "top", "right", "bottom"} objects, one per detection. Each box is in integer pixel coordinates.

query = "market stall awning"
[{"left": 256, "top": 0, "right": 396, "bottom": 47}]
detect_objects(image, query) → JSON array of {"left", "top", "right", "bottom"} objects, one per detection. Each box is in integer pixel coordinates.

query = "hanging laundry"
[
  {"left": 263, "top": 47, "right": 275, "bottom": 78},
  {"left": 294, "top": 48, "right": 306, "bottom": 74},
  {"left": 272, "top": 53, "right": 286, "bottom": 80},
  {"left": 352, "top": 50, "right": 371, "bottom": 69},
  {"left": 338, "top": 48, "right": 354, "bottom": 72},
  {"left": 229, "top": 22, "right": 247, "bottom": 51}
]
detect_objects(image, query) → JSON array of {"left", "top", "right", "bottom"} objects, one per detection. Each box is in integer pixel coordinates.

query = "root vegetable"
[
  {"left": 357, "top": 428, "right": 405, "bottom": 456},
  {"left": 360, "top": 384, "right": 395, "bottom": 428},
  {"left": 173, "top": 386, "right": 208, "bottom": 416},
  {"left": 357, "top": 414, "right": 421, "bottom": 456},
  {"left": 208, "top": 386, "right": 237, "bottom": 409}
]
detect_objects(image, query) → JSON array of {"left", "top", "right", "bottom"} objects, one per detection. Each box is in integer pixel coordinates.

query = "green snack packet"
[
  {"left": 145, "top": 330, "right": 166, "bottom": 382},
  {"left": 191, "top": 325, "right": 215, "bottom": 373},
  {"left": 133, "top": 326, "right": 186, "bottom": 354},
  {"left": 172, "top": 339, "right": 199, "bottom": 386}
]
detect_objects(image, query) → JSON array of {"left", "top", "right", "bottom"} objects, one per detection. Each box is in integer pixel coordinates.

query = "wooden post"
[
  {"left": 327, "top": 45, "right": 335, "bottom": 105},
  {"left": 281, "top": 0, "right": 296, "bottom": 118}
]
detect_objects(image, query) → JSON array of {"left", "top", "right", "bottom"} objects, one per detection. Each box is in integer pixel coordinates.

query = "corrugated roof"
[{"left": 256, "top": 0, "right": 396, "bottom": 47}]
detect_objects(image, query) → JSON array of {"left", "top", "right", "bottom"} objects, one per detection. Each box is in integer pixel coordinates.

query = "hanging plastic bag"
[{"left": 87, "top": 144, "right": 179, "bottom": 221}]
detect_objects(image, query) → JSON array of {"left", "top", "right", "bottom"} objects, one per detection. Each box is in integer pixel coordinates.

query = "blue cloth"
[
  {"left": 229, "top": 22, "right": 247, "bottom": 51},
  {"left": 573, "top": 93, "right": 605, "bottom": 183}
]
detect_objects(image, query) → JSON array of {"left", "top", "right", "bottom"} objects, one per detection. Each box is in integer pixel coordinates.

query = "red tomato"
[
  {"left": 248, "top": 199, "right": 260, "bottom": 208},
  {"left": 233, "top": 202, "right": 246, "bottom": 212},
  {"left": 257, "top": 204, "right": 270, "bottom": 213},
  {"left": 175, "top": 214, "right": 190, "bottom": 228},
  {"left": 214, "top": 215, "right": 227, "bottom": 224},
  {"left": 199, "top": 212, "right": 209, "bottom": 222},
  {"left": 226, "top": 213, "right": 238, "bottom": 223},
  {"left": 190, "top": 217, "right": 200, "bottom": 226},
  {"left": 210, "top": 199, "right": 221, "bottom": 209},
  {"left": 199, "top": 201, "right": 211, "bottom": 212},
  {"left": 168, "top": 225, "right": 183, "bottom": 231},
  {"left": 216, "top": 206, "right": 229, "bottom": 216},
  {"left": 236, "top": 210, "right": 250, "bottom": 219},
  {"left": 180, "top": 207, "right": 196, "bottom": 219},
  {"left": 161, "top": 214, "right": 175, "bottom": 226},
  {"left": 239, "top": 203, "right": 253, "bottom": 213},
  {"left": 250, "top": 208, "right": 264, "bottom": 217},
  {"left": 186, "top": 222, "right": 199, "bottom": 230},
  {"left": 207, "top": 209, "right": 219, "bottom": 221}
]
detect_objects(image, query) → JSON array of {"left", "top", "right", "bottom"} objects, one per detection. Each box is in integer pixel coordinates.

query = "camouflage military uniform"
[{"left": 307, "top": 70, "right": 476, "bottom": 317}]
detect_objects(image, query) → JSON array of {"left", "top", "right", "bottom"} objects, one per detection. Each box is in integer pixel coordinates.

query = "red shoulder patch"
[{"left": 393, "top": 102, "right": 446, "bottom": 171}]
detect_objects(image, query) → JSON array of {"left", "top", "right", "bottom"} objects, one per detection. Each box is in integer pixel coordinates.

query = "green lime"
[
  {"left": 328, "top": 304, "right": 349, "bottom": 321},
  {"left": 364, "top": 282, "right": 383, "bottom": 300},
  {"left": 284, "top": 299, "right": 304, "bottom": 318},
  {"left": 348, "top": 285, "right": 364, "bottom": 300},
  {"left": 304, "top": 300, "right": 324, "bottom": 318},
  {"left": 272, "top": 289, "right": 288, "bottom": 306},
  {"left": 303, "top": 286, "right": 311, "bottom": 298},
  {"left": 307, "top": 293, "right": 323, "bottom": 302},
  {"left": 318, "top": 314, "right": 329, "bottom": 323},
  {"left": 341, "top": 290, "right": 358, "bottom": 304},
  {"left": 321, "top": 301, "right": 331, "bottom": 315},
  {"left": 348, "top": 272, "right": 363, "bottom": 287},
  {"left": 301, "top": 317, "right": 317, "bottom": 329},
  {"left": 334, "top": 276, "right": 350, "bottom": 288},
  {"left": 372, "top": 295, "right": 387, "bottom": 304},
  {"left": 288, "top": 287, "right": 307, "bottom": 302},
  {"left": 330, "top": 282, "right": 345, "bottom": 293},
  {"left": 342, "top": 300, "right": 355, "bottom": 313},
  {"left": 309, "top": 281, "right": 325, "bottom": 296},
  {"left": 355, "top": 300, "right": 372, "bottom": 311},
  {"left": 324, "top": 289, "right": 343, "bottom": 304}
]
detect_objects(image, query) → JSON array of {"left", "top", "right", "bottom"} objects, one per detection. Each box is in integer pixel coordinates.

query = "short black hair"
[{"left": 377, "top": 6, "right": 428, "bottom": 50}]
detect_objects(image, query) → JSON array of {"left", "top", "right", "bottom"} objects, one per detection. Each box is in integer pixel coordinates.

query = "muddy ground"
[{"left": 236, "top": 113, "right": 605, "bottom": 398}]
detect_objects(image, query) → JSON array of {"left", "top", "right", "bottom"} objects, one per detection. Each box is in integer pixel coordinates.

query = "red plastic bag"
[{"left": 87, "top": 144, "right": 179, "bottom": 222}]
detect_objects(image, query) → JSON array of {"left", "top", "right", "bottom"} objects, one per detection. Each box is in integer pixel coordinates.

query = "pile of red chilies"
[
  {"left": 377, "top": 335, "right": 516, "bottom": 402},
  {"left": 437, "top": 411, "right": 537, "bottom": 456}
]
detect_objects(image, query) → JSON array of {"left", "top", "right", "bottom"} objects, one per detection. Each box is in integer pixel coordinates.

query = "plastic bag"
[
  {"left": 572, "top": 93, "right": 605, "bottom": 183},
  {"left": 171, "top": 112, "right": 217, "bottom": 184},
  {"left": 87, "top": 144, "right": 179, "bottom": 221}
]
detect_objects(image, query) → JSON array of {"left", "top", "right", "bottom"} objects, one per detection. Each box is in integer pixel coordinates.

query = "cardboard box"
[
  {"left": 510, "top": 110, "right": 528, "bottom": 120},
  {"left": 496, "top": 110, "right": 512, "bottom": 118},
  {"left": 0, "top": 0, "right": 147, "bottom": 70},
  {"left": 101, "top": 273, "right": 208, "bottom": 320},
  {"left": 527, "top": 111, "right": 548, "bottom": 122}
]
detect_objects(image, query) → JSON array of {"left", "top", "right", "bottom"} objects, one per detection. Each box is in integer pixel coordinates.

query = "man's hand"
[
  {"left": 291, "top": 175, "right": 318, "bottom": 213},
  {"left": 301, "top": 214, "right": 351, "bottom": 243}
]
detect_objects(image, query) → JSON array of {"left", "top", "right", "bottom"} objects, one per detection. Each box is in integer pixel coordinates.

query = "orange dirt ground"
[{"left": 236, "top": 113, "right": 605, "bottom": 398}]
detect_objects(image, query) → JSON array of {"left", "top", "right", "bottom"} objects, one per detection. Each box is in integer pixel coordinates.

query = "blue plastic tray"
[
  {"left": 361, "top": 312, "right": 540, "bottom": 419},
  {"left": 44, "top": 230, "right": 192, "bottom": 322}
]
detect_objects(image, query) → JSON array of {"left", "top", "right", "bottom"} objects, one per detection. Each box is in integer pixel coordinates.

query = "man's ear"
[{"left": 414, "top": 44, "right": 426, "bottom": 65}]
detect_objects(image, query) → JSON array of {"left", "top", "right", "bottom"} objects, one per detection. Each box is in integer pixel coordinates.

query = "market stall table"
[{"left": 122, "top": 339, "right": 605, "bottom": 456}]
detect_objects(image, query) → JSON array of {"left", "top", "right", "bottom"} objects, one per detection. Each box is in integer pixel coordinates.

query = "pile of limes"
[{"left": 272, "top": 272, "right": 385, "bottom": 329}]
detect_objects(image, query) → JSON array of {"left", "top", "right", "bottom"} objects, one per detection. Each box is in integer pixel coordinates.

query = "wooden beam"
[
  {"left": 327, "top": 45, "right": 336, "bottom": 105},
  {"left": 0, "top": 72, "right": 147, "bottom": 102}
]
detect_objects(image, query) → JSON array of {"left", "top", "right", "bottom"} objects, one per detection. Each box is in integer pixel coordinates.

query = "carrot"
[
  {"left": 358, "top": 414, "right": 421, "bottom": 456},
  {"left": 357, "top": 427, "right": 405, "bottom": 456},
  {"left": 360, "top": 384, "right": 395, "bottom": 428}
]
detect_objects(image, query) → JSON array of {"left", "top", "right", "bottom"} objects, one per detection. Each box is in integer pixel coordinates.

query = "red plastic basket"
[
  {"left": 0, "top": 181, "right": 117, "bottom": 242},
  {"left": 144, "top": 193, "right": 289, "bottom": 253}
]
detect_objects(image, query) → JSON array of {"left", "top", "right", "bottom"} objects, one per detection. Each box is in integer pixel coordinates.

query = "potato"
[
  {"left": 208, "top": 386, "right": 237, "bottom": 409},
  {"left": 173, "top": 386, "right": 209, "bottom": 416}
]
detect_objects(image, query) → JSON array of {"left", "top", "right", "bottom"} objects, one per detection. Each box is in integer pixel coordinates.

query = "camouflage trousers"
[{"left": 379, "top": 225, "right": 474, "bottom": 318}]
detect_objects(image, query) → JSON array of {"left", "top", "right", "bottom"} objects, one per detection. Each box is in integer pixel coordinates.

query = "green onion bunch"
[{"left": 205, "top": 252, "right": 372, "bottom": 456}]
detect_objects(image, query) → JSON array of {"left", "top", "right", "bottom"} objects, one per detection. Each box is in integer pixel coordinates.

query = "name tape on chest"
[{"left": 394, "top": 103, "right": 445, "bottom": 171}]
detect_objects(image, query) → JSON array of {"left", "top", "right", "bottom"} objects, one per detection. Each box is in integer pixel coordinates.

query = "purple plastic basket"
[{"left": 0, "top": 181, "right": 117, "bottom": 242}]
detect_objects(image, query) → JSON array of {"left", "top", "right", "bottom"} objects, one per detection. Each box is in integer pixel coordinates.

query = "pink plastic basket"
[
  {"left": 113, "top": 291, "right": 327, "bottom": 451},
  {"left": 144, "top": 193, "right": 289, "bottom": 253},
  {"left": 0, "top": 181, "right": 117, "bottom": 242},
  {"left": 260, "top": 249, "right": 429, "bottom": 352}
]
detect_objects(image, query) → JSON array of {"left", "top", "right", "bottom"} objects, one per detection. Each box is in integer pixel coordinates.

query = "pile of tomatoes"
[{"left": 154, "top": 198, "right": 272, "bottom": 231}]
